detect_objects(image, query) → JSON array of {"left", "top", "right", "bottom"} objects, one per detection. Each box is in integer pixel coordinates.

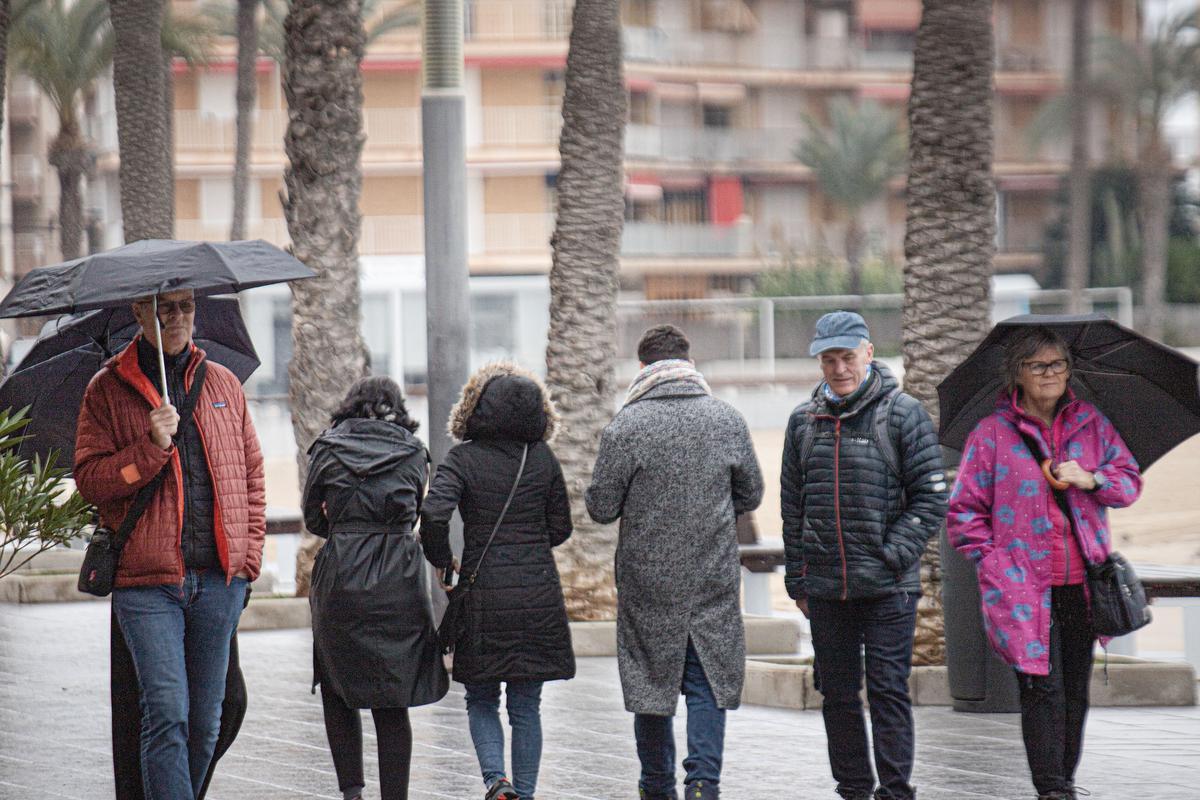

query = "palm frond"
[
  {"left": 795, "top": 97, "right": 906, "bottom": 212},
  {"left": 163, "top": 6, "right": 220, "bottom": 67}
]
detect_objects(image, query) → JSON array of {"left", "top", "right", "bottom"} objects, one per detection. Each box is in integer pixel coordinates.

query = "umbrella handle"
[
  {"left": 152, "top": 298, "right": 171, "bottom": 407},
  {"left": 1041, "top": 459, "right": 1071, "bottom": 491}
]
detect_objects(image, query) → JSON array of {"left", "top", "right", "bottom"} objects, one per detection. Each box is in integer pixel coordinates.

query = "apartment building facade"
[{"left": 3, "top": 0, "right": 1143, "bottom": 383}]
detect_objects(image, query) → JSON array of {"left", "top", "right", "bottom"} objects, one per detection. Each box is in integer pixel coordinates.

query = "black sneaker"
[
  {"left": 684, "top": 781, "right": 719, "bottom": 800},
  {"left": 486, "top": 778, "right": 520, "bottom": 800}
]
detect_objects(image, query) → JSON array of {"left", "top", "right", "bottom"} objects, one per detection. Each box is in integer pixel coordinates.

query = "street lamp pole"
[{"left": 421, "top": 0, "right": 470, "bottom": 467}]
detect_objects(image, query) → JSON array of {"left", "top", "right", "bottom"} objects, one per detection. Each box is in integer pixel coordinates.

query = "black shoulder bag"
[
  {"left": 436, "top": 443, "right": 528, "bottom": 655},
  {"left": 78, "top": 362, "right": 208, "bottom": 597},
  {"left": 1015, "top": 427, "right": 1150, "bottom": 637}
]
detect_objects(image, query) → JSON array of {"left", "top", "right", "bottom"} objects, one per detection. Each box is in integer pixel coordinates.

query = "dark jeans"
[
  {"left": 809, "top": 591, "right": 918, "bottom": 800},
  {"left": 634, "top": 638, "right": 726, "bottom": 795},
  {"left": 1016, "top": 584, "right": 1095, "bottom": 797},
  {"left": 320, "top": 685, "right": 412, "bottom": 800},
  {"left": 112, "top": 569, "right": 247, "bottom": 800},
  {"left": 464, "top": 681, "right": 544, "bottom": 799}
]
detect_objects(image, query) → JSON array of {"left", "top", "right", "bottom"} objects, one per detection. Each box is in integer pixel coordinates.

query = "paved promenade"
[{"left": 2, "top": 601, "right": 1198, "bottom": 800}]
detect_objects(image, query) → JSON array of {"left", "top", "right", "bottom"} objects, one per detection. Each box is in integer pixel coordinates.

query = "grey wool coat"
[{"left": 585, "top": 380, "right": 764, "bottom": 715}]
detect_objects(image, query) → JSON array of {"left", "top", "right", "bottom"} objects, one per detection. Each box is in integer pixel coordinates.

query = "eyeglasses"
[
  {"left": 137, "top": 299, "right": 195, "bottom": 317},
  {"left": 1021, "top": 359, "right": 1069, "bottom": 376}
]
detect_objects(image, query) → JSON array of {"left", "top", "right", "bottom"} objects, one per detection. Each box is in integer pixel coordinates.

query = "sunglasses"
[{"left": 136, "top": 299, "right": 196, "bottom": 317}]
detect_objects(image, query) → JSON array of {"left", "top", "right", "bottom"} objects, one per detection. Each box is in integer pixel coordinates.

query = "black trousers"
[
  {"left": 321, "top": 685, "right": 413, "bottom": 800},
  {"left": 1016, "top": 584, "right": 1095, "bottom": 797}
]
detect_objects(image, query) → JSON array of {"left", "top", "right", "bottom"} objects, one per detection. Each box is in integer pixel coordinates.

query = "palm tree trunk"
[
  {"left": 109, "top": 0, "right": 173, "bottom": 242},
  {"left": 845, "top": 214, "right": 864, "bottom": 295},
  {"left": 545, "top": 0, "right": 626, "bottom": 620},
  {"left": 49, "top": 126, "right": 90, "bottom": 261},
  {"left": 231, "top": 0, "right": 259, "bottom": 241},
  {"left": 1065, "top": 0, "right": 1091, "bottom": 313},
  {"left": 1138, "top": 142, "right": 1172, "bottom": 342},
  {"left": 282, "top": 0, "right": 368, "bottom": 596},
  {"left": 0, "top": 2, "right": 10, "bottom": 167},
  {"left": 903, "top": 0, "right": 995, "bottom": 666}
]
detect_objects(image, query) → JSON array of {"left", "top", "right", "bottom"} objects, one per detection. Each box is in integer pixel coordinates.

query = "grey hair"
[{"left": 1002, "top": 327, "right": 1072, "bottom": 393}]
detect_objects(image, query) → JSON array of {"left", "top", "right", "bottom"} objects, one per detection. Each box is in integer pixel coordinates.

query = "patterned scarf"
[{"left": 623, "top": 359, "right": 712, "bottom": 407}]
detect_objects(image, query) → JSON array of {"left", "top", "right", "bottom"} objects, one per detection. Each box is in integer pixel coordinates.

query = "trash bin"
[{"left": 942, "top": 528, "right": 1022, "bottom": 713}]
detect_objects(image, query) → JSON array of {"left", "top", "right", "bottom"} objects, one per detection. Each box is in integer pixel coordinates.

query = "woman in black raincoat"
[
  {"left": 303, "top": 376, "right": 448, "bottom": 800},
  {"left": 422, "top": 362, "right": 575, "bottom": 800}
]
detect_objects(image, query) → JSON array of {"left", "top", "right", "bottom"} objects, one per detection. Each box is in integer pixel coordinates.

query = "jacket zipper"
[{"left": 833, "top": 418, "right": 848, "bottom": 600}]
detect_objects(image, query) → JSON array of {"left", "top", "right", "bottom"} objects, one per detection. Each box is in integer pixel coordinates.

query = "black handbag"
[
  {"left": 1085, "top": 551, "right": 1152, "bottom": 637},
  {"left": 436, "top": 443, "right": 528, "bottom": 655},
  {"left": 77, "top": 362, "right": 208, "bottom": 597},
  {"left": 1015, "top": 428, "right": 1151, "bottom": 638}
]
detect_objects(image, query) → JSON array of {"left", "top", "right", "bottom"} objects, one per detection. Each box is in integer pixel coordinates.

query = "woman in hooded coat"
[
  {"left": 421, "top": 362, "right": 575, "bottom": 800},
  {"left": 304, "top": 376, "right": 448, "bottom": 800}
]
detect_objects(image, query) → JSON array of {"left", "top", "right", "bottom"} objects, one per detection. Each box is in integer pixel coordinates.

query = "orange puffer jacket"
[{"left": 74, "top": 338, "right": 266, "bottom": 588}]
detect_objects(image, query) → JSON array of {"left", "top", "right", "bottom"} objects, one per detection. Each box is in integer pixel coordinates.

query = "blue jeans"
[
  {"left": 634, "top": 638, "right": 726, "bottom": 795},
  {"left": 809, "top": 592, "right": 919, "bottom": 800},
  {"left": 464, "top": 681, "right": 544, "bottom": 799},
  {"left": 113, "top": 569, "right": 247, "bottom": 800}
]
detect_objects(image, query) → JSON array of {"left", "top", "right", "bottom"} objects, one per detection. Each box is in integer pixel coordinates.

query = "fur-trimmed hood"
[{"left": 448, "top": 361, "right": 559, "bottom": 443}]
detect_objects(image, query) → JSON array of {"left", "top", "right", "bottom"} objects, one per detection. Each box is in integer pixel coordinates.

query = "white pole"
[{"left": 152, "top": 297, "right": 170, "bottom": 407}]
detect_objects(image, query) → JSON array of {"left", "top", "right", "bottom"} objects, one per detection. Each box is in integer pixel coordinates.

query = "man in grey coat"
[{"left": 586, "top": 325, "right": 763, "bottom": 800}]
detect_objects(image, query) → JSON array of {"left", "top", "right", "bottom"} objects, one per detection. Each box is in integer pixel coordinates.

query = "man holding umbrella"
[{"left": 74, "top": 288, "right": 265, "bottom": 799}]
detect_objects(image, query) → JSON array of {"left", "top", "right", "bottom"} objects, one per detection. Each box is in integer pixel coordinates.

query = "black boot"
[
  {"left": 638, "top": 789, "right": 679, "bottom": 800},
  {"left": 683, "top": 781, "right": 718, "bottom": 800}
]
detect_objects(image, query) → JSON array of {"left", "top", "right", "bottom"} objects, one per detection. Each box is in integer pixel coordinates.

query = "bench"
[{"left": 1108, "top": 564, "right": 1200, "bottom": 673}]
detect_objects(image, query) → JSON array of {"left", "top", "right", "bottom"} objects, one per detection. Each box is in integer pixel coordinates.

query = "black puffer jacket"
[
  {"left": 781, "top": 361, "right": 947, "bottom": 600},
  {"left": 421, "top": 363, "right": 575, "bottom": 686},
  {"left": 304, "top": 418, "right": 448, "bottom": 709}
]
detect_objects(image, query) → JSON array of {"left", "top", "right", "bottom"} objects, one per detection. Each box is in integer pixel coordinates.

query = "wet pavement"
[{"left": 1, "top": 601, "right": 1197, "bottom": 800}]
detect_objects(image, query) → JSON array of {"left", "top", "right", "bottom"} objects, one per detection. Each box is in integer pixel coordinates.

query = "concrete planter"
[{"left": 742, "top": 655, "right": 1197, "bottom": 709}]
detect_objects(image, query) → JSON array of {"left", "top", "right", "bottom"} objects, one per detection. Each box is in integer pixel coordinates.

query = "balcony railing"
[
  {"left": 484, "top": 212, "right": 553, "bottom": 254},
  {"left": 363, "top": 108, "right": 421, "bottom": 149},
  {"left": 11, "top": 155, "right": 42, "bottom": 200},
  {"left": 466, "top": 0, "right": 573, "bottom": 41},
  {"left": 480, "top": 105, "right": 562, "bottom": 148},
  {"left": 626, "top": 124, "right": 798, "bottom": 164},
  {"left": 176, "top": 216, "right": 424, "bottom": 255},
  {"left": 622, "top": 220, "right": 753, "bottom": 258}
]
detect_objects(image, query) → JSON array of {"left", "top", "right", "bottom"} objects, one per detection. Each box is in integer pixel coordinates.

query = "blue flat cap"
[{"left": 810, "top": 310, "right": 870, "bottom": 356}]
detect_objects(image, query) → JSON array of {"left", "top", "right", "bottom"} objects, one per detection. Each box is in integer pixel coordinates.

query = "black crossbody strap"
[
  {"left": 112, "top": 360, "right": 209, "bottom": 551},
  {"left": 465, "top": 443, "right": 528, "bottom": 586},
  {"left": 1015, "top": 426, "right": 1074, "bottom": 523}
]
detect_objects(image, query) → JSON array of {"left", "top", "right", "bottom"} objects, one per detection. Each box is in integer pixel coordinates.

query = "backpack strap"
[{"left": 872, "top": 386, "right": 904, "bottom": 480}]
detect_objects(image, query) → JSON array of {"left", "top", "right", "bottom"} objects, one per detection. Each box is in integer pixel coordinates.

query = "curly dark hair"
[
  {"left": 1002, "top": 327, "right": 1072, "bottom": 393},
  {"left": 637, "top": 324, "right": 691, "bottom": 364},
  {"left": 330, "top": 375, "right": 419, "bottom": 432}
]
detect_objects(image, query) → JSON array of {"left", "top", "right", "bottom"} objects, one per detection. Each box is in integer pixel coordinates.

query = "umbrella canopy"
[
  {"left": 0, "top": 297, "right": 259, "bottom": 464},
  {"left": 938, "top": 313, "right": 1200, "bottom": 471},
  {"left": 0, "top": 239, "right": 314, "bottom": 319}
]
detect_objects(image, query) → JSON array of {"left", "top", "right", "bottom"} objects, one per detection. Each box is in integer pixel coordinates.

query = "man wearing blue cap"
[{"left": 781, "top": 311, "right": 946, "bottom": 800}]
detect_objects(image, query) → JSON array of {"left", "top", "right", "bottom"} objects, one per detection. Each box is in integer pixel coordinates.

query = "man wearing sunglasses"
[{"left": 75, "top": 288, "right": 265, "bottom": 799}]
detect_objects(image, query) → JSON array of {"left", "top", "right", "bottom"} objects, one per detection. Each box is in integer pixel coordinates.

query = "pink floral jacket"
[{"left": 947, "top": 393, "right": 1142, "bottom": 675}]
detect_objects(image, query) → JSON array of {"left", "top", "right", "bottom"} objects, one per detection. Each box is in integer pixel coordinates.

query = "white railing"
[
  {"left": 622, "top": 220, "right": 754, "bottom": 258},
  {"left": 363, "top": 107, "right": 421, "bottom": 149},
  {"left": 176, "top": 218, "right": 290, "bottom": 244},
  {"left": 624, "top": 27, "right": 849, "bottom": 71},
  {"left": 361, "top": 215, "right": 424, "bottom": 254},
  {"left": 480, "top": 105, "right": 562, "bottom": 148},
  {"left": 626, "top": 124, "right": 798, "bottom": 163},
  {"left": 175, "top": 110, "right": 289, "bottom": 153},
  {"left": 466, "top": 0, "right": 573, "bottom": 41},
  {"left": 484, "top": 212, "right": 553, "bottom": 253},
  {"left": 11, "top": 155, "right": 41, "bottom": 197}
]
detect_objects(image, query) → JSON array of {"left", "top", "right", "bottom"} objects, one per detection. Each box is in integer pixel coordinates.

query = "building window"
[
  {"left": 472, "top": 294, "right": 517, "bottom": 360},
  {"left": 622, "top": 0, "right": 655, "bottom": 28},
  {"left": 703, "top": 104, "right": 732, "bottom": 128},
  {"left": 630, "top": 91, "right": 653, "bottom": 125}
]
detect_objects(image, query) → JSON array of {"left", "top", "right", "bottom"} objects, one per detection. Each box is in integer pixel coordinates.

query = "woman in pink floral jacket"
[{"left": 948, "top": 326, "right": 1142, "bottom": 800}]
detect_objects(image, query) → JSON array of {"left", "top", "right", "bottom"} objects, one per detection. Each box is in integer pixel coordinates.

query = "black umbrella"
[
  {"left": 0, "top": 239, "right": 313, "bottom": 319},
  {"left": 938, "top": 313, "right": 1200, "bottom": 471},
  {"left": 0, "top": 297, "right": 259, "bottom": 464},
  {"left": 0, "top": 238, "right": 311, "bottom": 407}
]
